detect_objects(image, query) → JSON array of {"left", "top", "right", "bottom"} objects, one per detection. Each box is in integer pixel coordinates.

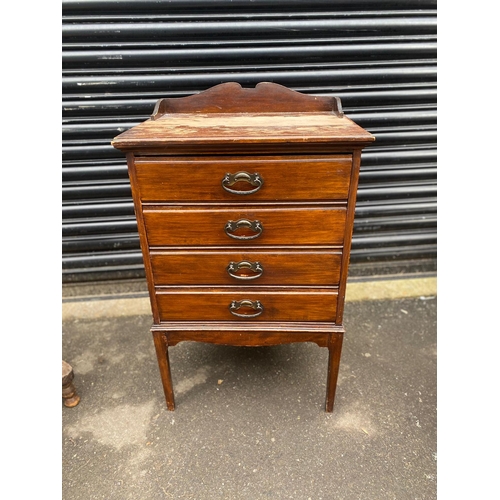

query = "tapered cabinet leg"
[
  {"left": 325, "top": 332, "right": 344, "bottom": 412},
  {"left": 152, "top": 331, "right": 175, "bottom": 410}
]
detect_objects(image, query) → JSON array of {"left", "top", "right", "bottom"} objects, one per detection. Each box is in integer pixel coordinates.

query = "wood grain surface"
[
  {"left": 142, "top": 205, "right": 347, "bottom": 246},
  {"left": 134, "top": 155, "right": 352, "bottom": 202},
  {"left": 149, "top": 248, "right": 342, "bottom": 286},
  {"left": 155, "top": 287, "right": 339, "bottom": 322}
]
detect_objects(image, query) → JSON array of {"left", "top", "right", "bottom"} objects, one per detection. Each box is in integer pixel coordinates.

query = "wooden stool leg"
[
  {"left": 152, "top": 331, "right": 175, "bottom": 410},
  {"left": 62, "top": 360, "right": 80, "bottom": 408},
  {"left": 325, "top": 332, "right": 344, "bottom": 412}
]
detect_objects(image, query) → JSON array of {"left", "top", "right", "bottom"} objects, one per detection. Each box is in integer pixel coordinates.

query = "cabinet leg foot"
[
  {"left": 152, "top": 331, "right": 175, "bottom": 410},
  {"left": 325, "top": 332, "right": 343, "bottom": 412}
]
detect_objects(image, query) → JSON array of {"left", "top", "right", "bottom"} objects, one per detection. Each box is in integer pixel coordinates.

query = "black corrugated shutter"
[{"left": 62, "top": 0, "right": 437, "bottom": 283}]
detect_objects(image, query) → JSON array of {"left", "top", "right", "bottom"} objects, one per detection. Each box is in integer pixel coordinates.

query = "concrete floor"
[{"left": 62, "top": 278, "right": 437, "bottom": 500}]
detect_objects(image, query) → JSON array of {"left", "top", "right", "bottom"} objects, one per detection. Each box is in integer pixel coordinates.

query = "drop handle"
[
  {"left": 226, "top": 261, "right": 264, "bottom": 280},
  {"left": 224, "top": 219, "right": 263, "bottom": 240},
  {"left": 222, "top": 171, "right": 263, "bottom": 195},
  {"left": 229, "top": 299, "right": 264, "bottom": 318}
]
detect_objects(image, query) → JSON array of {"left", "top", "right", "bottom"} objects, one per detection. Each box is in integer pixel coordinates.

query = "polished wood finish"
[
  {"left": 336, "top": 149, "right": 364, "bottom": 325},
  {"left": 153, "top": 323, "right": 340, "bottom": 349},
  {"left": 134, "top": 155, "right": 352, "bottom": 202},
  {"left": 142, "top": 205, "right": 347, "bottom": 246},
  {"left": 149, "top": 249, "right": 342, "bottom": 286},
  {"left": 152, "top": 332, "right": 175, "bottom": 411},
  {"left": 326, "top": 332, "right": 344, "bottom": 412},
  {"left": 154, "top": 287, "right": 338, "bottom": 322},
  {"left": 150, "top": 81, "right": 344, "bottom": 118},
  {"left": 111, "top": 82, "right": 374, "bottom": 412}
]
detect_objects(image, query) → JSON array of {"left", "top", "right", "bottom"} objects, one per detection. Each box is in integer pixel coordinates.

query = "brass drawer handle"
[
  {"left": 229, "top": 299, "right": 264, "bottom": 318},
  {"left": 222, "top": 171, "right": 263, "bottom": 195},
  {"left": 226, "top": 261, "right": 264, "bottom": 280},
  {"left": 224, "top": 219, "right": 263, "bottom": 240}
]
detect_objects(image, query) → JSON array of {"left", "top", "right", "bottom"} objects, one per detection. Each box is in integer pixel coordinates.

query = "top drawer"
[{"left": 132, "top": 155, "right": 352, "bottom": 202}]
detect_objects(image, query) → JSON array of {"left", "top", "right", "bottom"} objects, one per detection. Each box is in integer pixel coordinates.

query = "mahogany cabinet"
[{"left": 111, "top": 82, "right": 374, "bottom": 412}]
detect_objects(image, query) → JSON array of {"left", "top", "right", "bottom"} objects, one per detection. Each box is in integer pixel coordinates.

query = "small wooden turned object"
[{"left": 62, "top": 360, "right": 80, "bottom": 407}]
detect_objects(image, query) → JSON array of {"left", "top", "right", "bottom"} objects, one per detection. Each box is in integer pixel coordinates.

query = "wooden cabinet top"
[{"left": 111, "top": 82, "right": 375, "bottom": 153}]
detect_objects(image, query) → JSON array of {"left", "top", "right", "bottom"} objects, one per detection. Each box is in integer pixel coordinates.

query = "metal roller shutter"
[{"left": 62, "top": 0, "right": 437, "bottom": 283}]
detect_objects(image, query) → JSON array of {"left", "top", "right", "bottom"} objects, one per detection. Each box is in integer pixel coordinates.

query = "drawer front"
[
  {"left": 155, "top": 288, "right": 338, "bottom": 322},
  {"left": 150, "top": 250, "right": 342, "bottom": 286},
  {"left": 143, "top": 206, "right": 347, "bottom": 246},
  {"left": 134, "top": 155, "right": 352, "bottom": 202}
]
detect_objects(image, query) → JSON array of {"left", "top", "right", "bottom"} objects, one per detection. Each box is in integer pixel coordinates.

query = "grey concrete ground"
[{"left": 62, "top": 283, "right": 436, "bottom": 500}]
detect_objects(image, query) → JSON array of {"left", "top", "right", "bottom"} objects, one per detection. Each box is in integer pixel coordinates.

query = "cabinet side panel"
[
  {"left": 336, "top": 149, "right": 362, "bottom": 324},
  {"left": 126, "top": 153, "right": 160, "bottom": 323}
]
